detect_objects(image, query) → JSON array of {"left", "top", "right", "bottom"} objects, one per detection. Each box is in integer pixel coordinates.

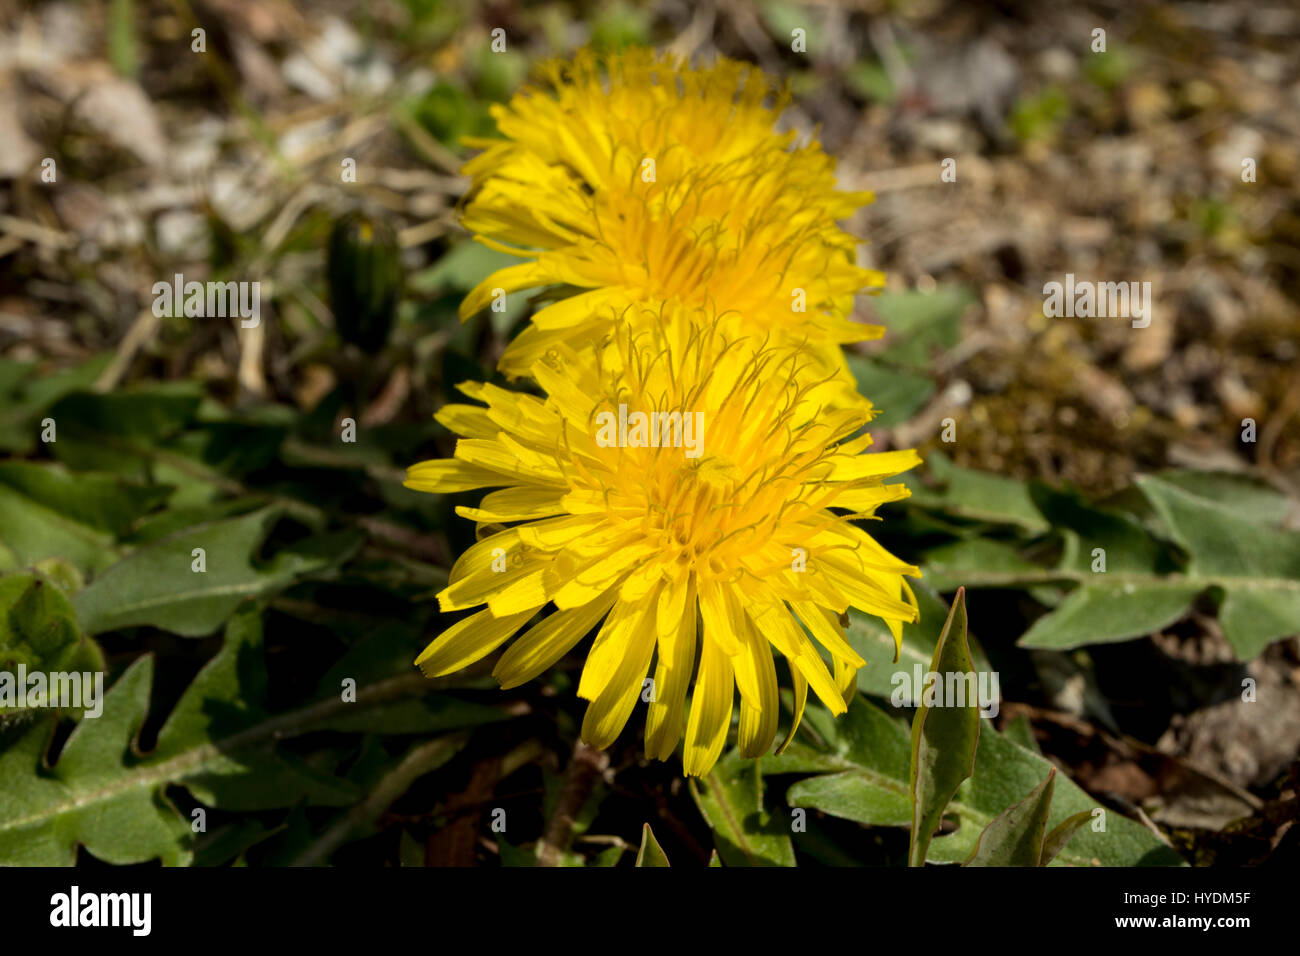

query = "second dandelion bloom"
[
  {"left": 406, "top": 314, "right": 921, "bottom": 776},
  {"left": 457, "top": 47, "right": 885, "bottom": 403}
]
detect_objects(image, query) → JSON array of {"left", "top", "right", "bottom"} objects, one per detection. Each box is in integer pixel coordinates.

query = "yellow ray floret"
[{"left": 405, "top": 314, "right": 921, "bottom": 776}]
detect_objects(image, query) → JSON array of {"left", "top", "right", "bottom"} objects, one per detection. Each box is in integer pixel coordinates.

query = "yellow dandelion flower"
[
  {"left": 406, "top": 312, "right": 920, "bottom": 776},
  {"left": 457, "top": 47, "right": 884, "bottom": 401}
]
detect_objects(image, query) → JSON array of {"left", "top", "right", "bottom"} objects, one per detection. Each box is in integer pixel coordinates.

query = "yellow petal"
[
  {"left": 696, "top": 577, "right": 744, "bottom": 658},
  {"left": 460, "top": 262, "right": 549, "bottom": 319},
  {"left": 817, "top": 556, "right": 918, "bottom": 622},
  {"left": 404, "top": 459, "right": 509, "bottom": 494},
  {"left": 682, "top": 636, "right": 734, "bottom": 777},
  {"left": 494, "top": 590, "right": 618, "bottom": 688},
  {"left": 825, "top": 449, "right": 922, "bottom": 483},
  {"left": 486, "top": 568, "right": 551, "bottom": 616},
  {"left": 550, "top": 541, "right": 655, "bottom": 610},
  {"left": 414, "top": 607, "right": 537, "bottom": 677},
  {"left": 455, "top": 438, "right": 565, "bottom": 485},
  {"left": 751, "top": 601, "right": 846, "bottom": 715},
  {"left": 516, "top": 514, "right": 605, "bottom": 551},
  {"left": 833, "top": 654, "right": 858, "bottom": 710},
  {"left": 437, "top": 529, "right": 526, "bottom": 611},
  {"left": 791, "top": 600, "right": 865, "bottom": 668},
  {"left": 580, "top": 586, "right": 661, "bottom": 748},
  {"left": 775, "top": 666, "right": 808, "bottom": 755},
  {"left": 575, "top": 599, "right": 637, "bottom": 701},
  {"left": 645, "top": 572, "right": 697, "bottom": 760},
  {"left": 733, "top": 620, "right": 779, "bottom": 758},
  {"left": 531, "top": 357, "right": 597, "bottom": 425},
  {"left": 833, "top": 483, "right": 912, "bottom": 514},
  {"left": 456, "top": 486, "right": 569, "bottom": 523},
  {"left": 434, "top": 403, "right": 499, "bottom": 439},
  {"left": 531, "top": 287, "right": 622, "bottom": 331}
]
